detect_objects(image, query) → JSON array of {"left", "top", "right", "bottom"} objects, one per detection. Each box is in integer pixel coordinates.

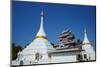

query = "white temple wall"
[
  {"left": 51, "top": 55, "right": 77, "bottom": 63},
  {"left": 50, "top": 53, "right": 78, "bottom": 63}
]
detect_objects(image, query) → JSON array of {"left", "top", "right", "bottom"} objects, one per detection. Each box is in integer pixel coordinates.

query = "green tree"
[
  {"left": 12, "top": 43, "right": 23, "bottom": 60},
  {"left": 76, "top": 39, "right": 82, "bottom": 49}
]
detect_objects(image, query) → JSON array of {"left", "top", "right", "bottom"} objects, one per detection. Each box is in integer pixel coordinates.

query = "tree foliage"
[{"left": 12, "top": 43, "right": 23, "bottom": 60}]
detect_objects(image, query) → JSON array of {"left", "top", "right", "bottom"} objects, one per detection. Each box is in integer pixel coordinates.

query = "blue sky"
[{"left": 12, "top": 1, "right": 96, "bottom": 47}]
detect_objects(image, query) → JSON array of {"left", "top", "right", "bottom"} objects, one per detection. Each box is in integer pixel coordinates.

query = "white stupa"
[
  {"left": 13, "top": 9, "right": 54, "bottom": 65},
  {"left": 82, "top": 29, "right": 95, "bottom": 61}
]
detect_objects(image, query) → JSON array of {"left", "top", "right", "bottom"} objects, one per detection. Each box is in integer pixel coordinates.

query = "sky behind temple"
[{"left": 12, "top": 1, "right": 96, "bottom": 47}]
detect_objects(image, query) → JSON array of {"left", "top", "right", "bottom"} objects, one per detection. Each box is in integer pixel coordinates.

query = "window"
[
  {"left": 35, "top": 53, "right": 40, "bottom": 61},
  {"left": 84, "top": 54, "right": 87, "bottom": 58},
  {"left": 77, "top": 54, "right": 80, "bottom": 60},
  {"left": 77, "top": 54, "right": 82, "bottom": 60},
  {"left": 48, "top": 53, "right": 51, "bottom": 59},
  {"left": 20, "top": 60, "right": 23, "bottom": 65}
]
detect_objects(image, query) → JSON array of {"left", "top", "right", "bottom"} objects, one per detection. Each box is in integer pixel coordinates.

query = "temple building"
[{"left": 12, "top": 9, "right": 95, "bottom": 65}]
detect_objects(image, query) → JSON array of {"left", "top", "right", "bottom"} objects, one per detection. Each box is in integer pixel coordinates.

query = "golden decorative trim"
[
  {"left": 83, "top": 45, "right": 89, "bottom": 48},
  {"left": 36, "top": 36, "right": 47, "bottom": 39}
]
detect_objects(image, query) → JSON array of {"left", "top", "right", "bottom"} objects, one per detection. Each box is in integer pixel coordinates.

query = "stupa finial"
[{"left": 36, "top": 9, "right": 47, "bottom": 39}]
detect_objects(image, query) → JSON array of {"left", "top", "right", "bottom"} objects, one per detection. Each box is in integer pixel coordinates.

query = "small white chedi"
[
  {"left": 12, "top": 9, "right": 95, "bottom": 65},
  {"left": 81, "top": 29, "right": 95, "bottom": 61}
]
